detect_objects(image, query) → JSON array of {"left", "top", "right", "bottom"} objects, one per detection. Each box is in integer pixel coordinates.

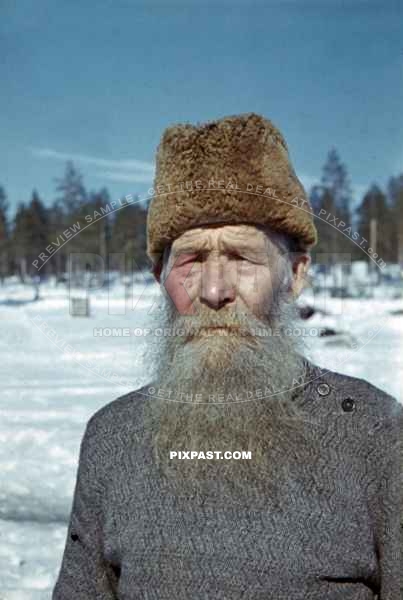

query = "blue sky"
[{"left": 1, "top": 0, "right": 402, "bottom": 214}]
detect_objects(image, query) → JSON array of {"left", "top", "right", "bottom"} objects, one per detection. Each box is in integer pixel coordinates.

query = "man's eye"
[
  {"left": 190, "top": 254, "right": 204, "bottom": 263},
  {"left": 178, "top": 254, "right": 203, "bottom": 265},
  {"left": 229, "top": 253, "right": 248, "bottom": 261}
]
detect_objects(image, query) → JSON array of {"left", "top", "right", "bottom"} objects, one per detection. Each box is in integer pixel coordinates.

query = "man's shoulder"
[
  {"left": 85, "top": 382, "right": 154, "bottom": 436},
  {"left": 303, "top": 359, "right": 402, "bottom": 424}
]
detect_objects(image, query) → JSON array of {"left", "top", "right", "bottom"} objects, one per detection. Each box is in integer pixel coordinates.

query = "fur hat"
[{"left": 147, "top": 112, "right": 317, "bottom": 269}]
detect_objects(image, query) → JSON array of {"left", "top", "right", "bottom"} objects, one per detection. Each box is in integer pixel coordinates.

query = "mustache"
[
  {"left": 165, "top": 303, "right": 276, "bottom": 334},
  {"left": 168, "top": 317, "right": 259, "bottom": 346}
]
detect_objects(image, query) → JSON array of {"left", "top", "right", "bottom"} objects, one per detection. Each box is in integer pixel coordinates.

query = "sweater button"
[
  {"left": 317, "top": 383, "right": 330, "bottom": 396},
  {"left": 341, "top": 397, "right": 355, "bottom": 412},
  {"left": 70, "top": 532, "right": 79, "bottom": 541}
]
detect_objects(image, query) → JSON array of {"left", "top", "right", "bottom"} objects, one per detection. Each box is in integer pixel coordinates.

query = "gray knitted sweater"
[{"left": 52, "top": 361, "right": 403, "bottom": 600}]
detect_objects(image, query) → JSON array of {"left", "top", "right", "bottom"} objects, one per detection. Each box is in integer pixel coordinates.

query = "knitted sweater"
[{"left": 52, "top": 360, "right": 403, "bottom": 600}]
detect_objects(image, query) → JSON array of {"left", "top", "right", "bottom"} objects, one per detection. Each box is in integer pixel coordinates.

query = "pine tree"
[
  {"left": 321, "top": 148, "right": 352, "bottom": 226},
  {"left": 54, "top": 161, "right": 87, "bottom": 216},
  {"left": 74, "top": 187, "right": 112, "bottom": 278},
  {"left": 12, "top": 191, "right": 49, "bottom": 279},
  {"left": 53, "top": 161, "right": 87, "bottom": 278},
  {"left": 356, "top": 184, "right": 393, "bottom": 263},
  {"left": 387, "top": 174, "right": 403, "bottom": 265},
  {"left": 110, "top": 196, "right": 148, "bottom": 274},
  {"left": 315, "top": 148, "right": 353, "bottom": 259},
  {"left": 47, "top": 201, "right": 67, "bottom": 277},
  {"left": 310, "top": 185, "right": 339, "bottom": 264}
]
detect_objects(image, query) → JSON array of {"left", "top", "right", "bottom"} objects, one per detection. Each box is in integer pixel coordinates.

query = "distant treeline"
[
  {"left": 0, "top": 150, "right": 402, "bottom": 282},
  {"left": 0, "top": 162, "right": 150, "bottom": 282}
]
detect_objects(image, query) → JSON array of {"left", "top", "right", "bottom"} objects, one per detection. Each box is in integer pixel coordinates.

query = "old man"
[{"left": 52, "top": 113, "right": 402, "bottom": 600}]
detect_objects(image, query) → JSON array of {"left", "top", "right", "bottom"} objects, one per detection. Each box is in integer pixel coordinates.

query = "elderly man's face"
[
  {"left": 161, "top": 223, "right": 307, "bottom": 320},
  {"left": 144, "top": 223, "right": 312, "bottom": 502}
]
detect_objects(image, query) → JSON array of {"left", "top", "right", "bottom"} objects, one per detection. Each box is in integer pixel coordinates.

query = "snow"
[{"left": 0, "top": 279, "right": 402, "bottom": 598}]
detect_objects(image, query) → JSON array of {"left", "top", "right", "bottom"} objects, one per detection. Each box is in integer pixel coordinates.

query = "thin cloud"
[
  {"left": 30, "top": 147, "right": 155, "bottom": 174},
  {"left": 31, "top": 149, "right": 369, "bottom": 200},
  {"left": 99, "top": 170, "right": 154, "bottom": 183}
]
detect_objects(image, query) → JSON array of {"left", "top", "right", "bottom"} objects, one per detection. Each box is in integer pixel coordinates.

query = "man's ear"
[{"left": 290, "top": 253, "right": 311, "bottom": 299}]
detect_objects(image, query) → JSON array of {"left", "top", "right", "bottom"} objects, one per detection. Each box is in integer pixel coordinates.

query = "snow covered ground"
[{"left": 0, "top": 278, "right": 402, "bottom": 599}]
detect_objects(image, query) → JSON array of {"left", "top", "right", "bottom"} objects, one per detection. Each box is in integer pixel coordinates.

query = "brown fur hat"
[{"left": 147, "top": 112, "right": 317, "bottom": 269}]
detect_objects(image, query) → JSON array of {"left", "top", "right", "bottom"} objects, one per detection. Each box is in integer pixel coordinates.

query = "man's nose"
[{"left": 199, "top": 256, "right": 236, "bottom": 310}]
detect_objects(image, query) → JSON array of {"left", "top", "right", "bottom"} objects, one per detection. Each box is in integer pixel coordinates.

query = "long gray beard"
[{"left": 141, "top": 288, "right": 314, "bottom": 506}]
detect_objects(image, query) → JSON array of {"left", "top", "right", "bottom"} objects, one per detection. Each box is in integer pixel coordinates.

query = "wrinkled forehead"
[{"left": 168, "top": 223, "right": 282, "bottom": 257}]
